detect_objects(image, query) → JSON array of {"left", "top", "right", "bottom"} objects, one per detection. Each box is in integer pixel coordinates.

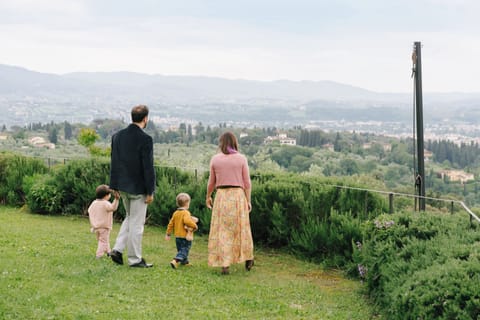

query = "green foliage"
[
  {"left": 178, "top": 175, "right": 211, "bottom": 235},
  {"left": 291, "top": 210, "right": 364, "bottom": 267},
  {"left": 53, "top": 158, "right": 111, "bottom": 214},
  {"left": 393, "top": 258, "right": 480, "bottom": 319},
  {"left": 0, "top": 153, "right": 48, "bottom": 205},
  {"left": 270, "top": 146, "right": 314, "bottom": 170},
  {"left": 24, "top": 174, "right": 63, "bottom": 214},
  {"left": 76, "top": 128, "right": 111, "bottom": 157},
  {"left": 339, "top": 158, "right": 360, "bottom": 175},
  {"left": 7, "top": 121, "right": 480, "bottom": 208},
  {"left": 88, "top": 145, "right": 111, "bottom": 157},
  {"left": 249, "top": 172, "right": 386, "bottom": 266},
  {"left": 64, "top": 121, "right": 73, "bottom": 140},
  {"left": 77, "top": 128, "right": 99, "bottom": 147},
  {"left": 21, "top": 160, "right": 385, "bottom": 268},
  {"left": 268, "top": 202, "right": 289, "bottom": 244},
  {"left": 353, "top": 211, "right": 480, "bottom": 319},
  {"left": 4, "top": 148, "right": 480, "bottom": 318},
  {"left": 427, "top": 139, "right": 480, "bottom": 168},
  {"left": 147, "top": 167, "right": 211, "bottom": 235},
  {"left": 48, "top": 127, "right": 58, "bottom": 144},
  {"left": 147, "top": 175, "right": 178, "bottom": 225}
]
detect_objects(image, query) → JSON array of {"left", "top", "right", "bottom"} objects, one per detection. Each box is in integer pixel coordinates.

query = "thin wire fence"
[{"left": 322, "top": 183, "right": 480, "bottom": 225}]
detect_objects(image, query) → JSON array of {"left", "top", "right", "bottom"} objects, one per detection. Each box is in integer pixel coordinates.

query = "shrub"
[
  {"left": 290, "top": 209, "right": 364, "bottom": 267},
  {"left": 391, "top": 258, "right": 480, "bottom": 319},
  {"left": 250, "top": 172, "right": 385, "bottom": 265},
  {"left": 53, "top": 158, "right": 110, "bottom": 214},
  {"left": 5, "top": 153, "right": 388, "bottom": 270},
  {"left": 147, "top": 167, "right": 208, "bottom": 229},
  {"left": 353, "top": 211, "right": 480, "bottom": 319},
  {"left": 24, "top": 174, "right": 63, "bottom": 214},
  {"left": 0, "top": 153, "right": 48, "bottom": 205}
]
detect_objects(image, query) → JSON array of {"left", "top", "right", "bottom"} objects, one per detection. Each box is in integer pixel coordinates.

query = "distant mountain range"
[
  {"left": 1, "top": 64, "right": 480, "bottom": 128},
  {"left": 0, "top": 64, "right": 396, "bottom": 102}
]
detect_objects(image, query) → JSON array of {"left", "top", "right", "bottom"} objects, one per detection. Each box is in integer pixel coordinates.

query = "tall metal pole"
[{"left": 413, "top": 41, "right": 426, "bottom": 210}]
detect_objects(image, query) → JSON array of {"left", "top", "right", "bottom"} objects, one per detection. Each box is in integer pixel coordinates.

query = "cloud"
[
  {"left": 1, "top": 0, "right": 480, "bottom": 92},
  {"left": 0, "top": 0, "right": 88, "bottom": 21}
]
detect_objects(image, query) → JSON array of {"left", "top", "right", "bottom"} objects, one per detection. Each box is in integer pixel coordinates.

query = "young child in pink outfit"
[{"left": 88, "top": 184, "right": 120, "bottom": 259}]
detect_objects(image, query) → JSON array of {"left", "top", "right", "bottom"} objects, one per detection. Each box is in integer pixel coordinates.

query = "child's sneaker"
[{"left": 170, "top": 259, "right": 178, "bottom": 269}]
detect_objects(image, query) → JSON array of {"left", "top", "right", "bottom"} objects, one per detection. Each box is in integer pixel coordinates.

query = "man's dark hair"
[
  {"left": 131, "top": 105, "right": 149, "bottom": 123},
  {"left": 95, "top": 184, "right": 112, "bottom": 199}
]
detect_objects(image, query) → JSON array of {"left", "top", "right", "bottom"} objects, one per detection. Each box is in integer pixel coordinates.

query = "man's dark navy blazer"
[{"left": 110, "top": 123, "right": 156, "bottom": 195}]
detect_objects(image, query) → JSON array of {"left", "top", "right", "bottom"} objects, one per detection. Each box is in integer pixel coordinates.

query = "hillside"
[{"left": 1, "top": 64, "right": 480, "bottom": 128}]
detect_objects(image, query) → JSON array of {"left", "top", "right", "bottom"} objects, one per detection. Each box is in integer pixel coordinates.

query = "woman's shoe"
[
  {"left": 245, "top": 259, "right": 254, "bottom": 271},
  {"left": 221, "top": 266, "right": 229, "bottom": 275}
]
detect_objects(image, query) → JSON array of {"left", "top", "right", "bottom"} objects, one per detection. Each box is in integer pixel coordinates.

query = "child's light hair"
[{"left": 176, "top": 192, "right": 191, "bottom": 207}]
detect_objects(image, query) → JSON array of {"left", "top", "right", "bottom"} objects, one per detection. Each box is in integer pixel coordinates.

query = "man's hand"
[{"left": 145, "top": 194, "right": 154, "bottom": 204}]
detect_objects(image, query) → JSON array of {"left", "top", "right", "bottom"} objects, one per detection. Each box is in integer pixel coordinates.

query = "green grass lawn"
[{"left": 0, "top": 206, "right": 380, "bottom": 319}]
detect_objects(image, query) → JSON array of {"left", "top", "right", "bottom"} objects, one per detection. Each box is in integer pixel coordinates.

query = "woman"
[{"left": 206, "top": 131, "right": 254, "bottom": 275}]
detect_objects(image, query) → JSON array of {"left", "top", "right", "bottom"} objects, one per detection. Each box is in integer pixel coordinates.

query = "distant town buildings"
[
  {"left": 322, "top": 143, "right": 335, "bottom": 152},
  {"left": 264, "top": 133, "right": 296, "bottom": 145},
  {"left": 438, "top": 169, "right": 474, "bottom": 184},
  {"left": 29, "top": 136, "right": 55, "bottom": 149},
  {"left": 361, "top": 142, "right": 392, "bottom": 152},
  {"left": 424, "top": 149, "right": 433, "bottom": 161}
]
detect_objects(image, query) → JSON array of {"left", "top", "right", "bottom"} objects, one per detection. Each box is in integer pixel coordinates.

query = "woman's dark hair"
[
  {"left": 218, "top": 131, "right": 238, "bottom": 154},
  {"left": 131, "top": 105, "right": 149, "bottom": 123}
]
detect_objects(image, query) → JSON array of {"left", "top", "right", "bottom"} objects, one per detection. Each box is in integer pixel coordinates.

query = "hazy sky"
[{"left": 1, "top": 0, "right": 479, "bottom": 93}]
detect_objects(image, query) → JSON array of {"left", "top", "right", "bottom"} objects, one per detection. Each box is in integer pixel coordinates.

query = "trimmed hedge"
[
  {"left": 353, "top": 211, "right": 480, "bottom": 319},
  {"left": 250, "top": 173, "right": 386, "bottom": 266}
]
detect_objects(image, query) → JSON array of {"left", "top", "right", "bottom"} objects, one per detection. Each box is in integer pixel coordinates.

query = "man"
[{"left": 109, "top": 105, "right": 156, "bottom": 268}]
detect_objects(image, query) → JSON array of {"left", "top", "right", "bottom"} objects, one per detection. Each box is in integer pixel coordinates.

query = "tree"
[
  {"left": 271, "top": 146, "right": 314, "bottom": 169},
  {"left": 64, "top": 121, "right": 73, "bottom": 140},
  {"left": 11, "top": 127, "right": 26, "bottom": 140},
  {"left": 77, "top": 128, "right": 99, "bottom": 148},
  {"left": 187, "top": 124, "right": 193, "bottom": 143},
  {"left": 289, "top": 155, "right": 314, "bottom": 173},
  {"left": 76, "top": 128, "right": 108, "bottom": 156},
  {"left": 179, "top": 123, "right": 187, "bottom": 143},
  {"left": 48, "top": 127, "right": 58, "bottom": 144},
  {"left": 334, "top": 133, "right": 342, "bottom": 152},
  {"left": 339, "top": 158, "right": 359, "bottom": 175},
  {"left": 93, "top": 119, "right": 124, "bottom": 140}
]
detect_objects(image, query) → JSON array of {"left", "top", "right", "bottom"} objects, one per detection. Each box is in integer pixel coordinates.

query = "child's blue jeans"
[{"left": 175, "top": 237, "right": 192, "bottom": 264}]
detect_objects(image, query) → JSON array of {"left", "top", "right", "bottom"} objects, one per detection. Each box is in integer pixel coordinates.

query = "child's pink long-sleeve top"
[{"left": 88, "top": 198, "right": 119, "bottom": 230}]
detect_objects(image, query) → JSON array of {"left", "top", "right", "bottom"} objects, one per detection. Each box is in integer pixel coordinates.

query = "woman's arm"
[{"left": 244, "top": 187, "right": 252, "bottom": 212}]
